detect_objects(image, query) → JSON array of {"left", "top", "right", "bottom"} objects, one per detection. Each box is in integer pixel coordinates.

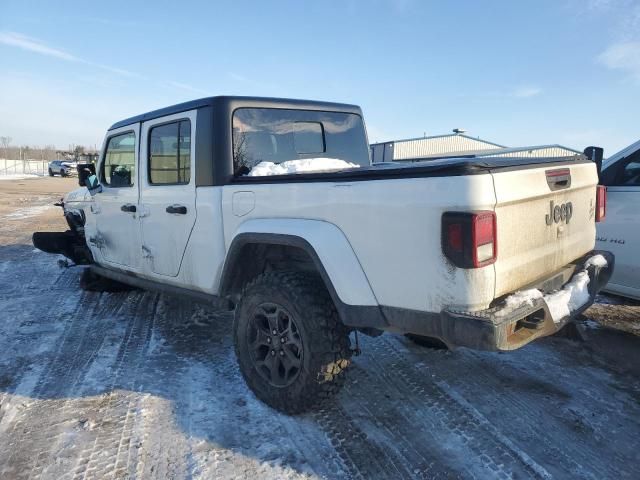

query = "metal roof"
[
  {"left": 371, "top": 132, "right": 504, "bottom": 148},
  {"left": 371, "top": 132, "right": 582, "bottom": 162},
  {"left": 396, "top": 145, "right": 583, "bottom": 163},
  {"left": 469, "top": 145, "right": 581, "bottom": 159},
  {"left": 371, "top": 134, "right": 505, "bottom": 161}
]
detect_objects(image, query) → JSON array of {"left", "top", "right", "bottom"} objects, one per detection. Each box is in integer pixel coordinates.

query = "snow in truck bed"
[
  {"left": 237, "top": 154, "right": 592, "bottom": 181},
  {"left": 247, "top": 158, "right": 359, "bottom": 176}
]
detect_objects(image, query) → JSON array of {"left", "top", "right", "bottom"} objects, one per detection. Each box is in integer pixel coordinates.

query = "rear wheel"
[
  {"left": 233, "top": 271, "right": 351, "bottom": 414},
  {"left": 48, "top": 168, "right": 54, "bottom": 176}
]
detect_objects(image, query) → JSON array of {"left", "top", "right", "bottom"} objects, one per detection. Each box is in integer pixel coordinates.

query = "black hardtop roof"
[{"left": 108, "top": 96, "right": 363, "bottom": 131}]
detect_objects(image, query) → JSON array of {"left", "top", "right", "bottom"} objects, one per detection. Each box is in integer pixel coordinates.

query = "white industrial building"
[{"left": 370, "top": 130, "right": 581, "bottom": 163}]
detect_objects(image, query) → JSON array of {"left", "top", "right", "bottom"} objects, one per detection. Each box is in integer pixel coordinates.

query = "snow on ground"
[
  {"left": 3, "top": 204, "right": 54, "bottom": 220},
  {"left": 0, "top": 173, "right": 43, "bottom": 180},
  {"left": 247, "top": 158, "right": 359, "bottom": 176},
  {"left": 1, "top": 254, "right": 639, "bottom": 479},
  {"left": 1, "top": 186, "right": 640, "bottom": 479}
]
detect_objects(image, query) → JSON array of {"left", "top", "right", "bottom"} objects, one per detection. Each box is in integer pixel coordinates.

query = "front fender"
[{"left": 223, "top": 218, "right": 378, "bottom": 307}]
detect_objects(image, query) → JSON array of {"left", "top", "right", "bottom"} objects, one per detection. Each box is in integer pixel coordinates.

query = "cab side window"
[
  {"left": 148, "top": 120, "right": 191, "bottom": 185},
  {"left": 102, "top": 132, "right": 136, "bottom": 187}
]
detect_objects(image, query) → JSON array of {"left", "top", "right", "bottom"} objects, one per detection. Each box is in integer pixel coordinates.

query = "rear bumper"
[{"left": 385, "top": 250, "right": 614, "bottom": 351}]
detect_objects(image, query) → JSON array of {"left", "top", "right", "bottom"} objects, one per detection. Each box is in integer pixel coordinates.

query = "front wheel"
[
  {"left": 233, "top": 271, "right": 351, "bottom": 414},
  {"left": 60, "top": 169, "right": 67, "bottom": 177}
]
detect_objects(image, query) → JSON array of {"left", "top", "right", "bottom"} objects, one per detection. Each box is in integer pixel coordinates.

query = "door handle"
[
  {"left": 121, "top": 204, "right": 137, "bottom": 213},
  {"left": 166, "top": 205, "right": 187, "bottom": 215}
]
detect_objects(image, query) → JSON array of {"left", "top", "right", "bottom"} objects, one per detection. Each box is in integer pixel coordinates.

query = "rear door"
[
  {"left": 598, "top": 156, "right": 640, "bottom": 292},
  {"left": 138, "top": 111, "right": 197, "bottom": 277},
  {"left": 94, "top": 125, "right": 142, "bottom": 270},
  {"left": 491, "top": 161, "right": 598, "bottom": 297}
]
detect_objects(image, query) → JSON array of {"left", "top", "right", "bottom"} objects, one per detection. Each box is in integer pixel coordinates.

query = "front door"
[
  {"left": 94, "top": 125, "right": 142, "bottom": 270},
  {"left": 139, "top": 111, "right": 197, "bottom": 277}
]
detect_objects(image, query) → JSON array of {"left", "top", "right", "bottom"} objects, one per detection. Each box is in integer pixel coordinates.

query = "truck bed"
[{"left": 231, "top": 155, "right": 591, "bottom": 183}]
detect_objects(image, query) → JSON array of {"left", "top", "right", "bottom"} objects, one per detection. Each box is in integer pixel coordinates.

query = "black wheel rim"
[{"left": 247, "top": 302, "right": 303, "bottom": 387}]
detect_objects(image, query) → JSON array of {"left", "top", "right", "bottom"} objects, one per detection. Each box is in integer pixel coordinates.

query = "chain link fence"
[{"left": 0, "top": 159, "right": 50, "bottom": 176}]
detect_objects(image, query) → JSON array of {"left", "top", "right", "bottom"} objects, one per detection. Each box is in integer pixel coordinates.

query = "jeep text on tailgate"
[{"left": 33, "top": 96, "right": 614, "bottom": 413}]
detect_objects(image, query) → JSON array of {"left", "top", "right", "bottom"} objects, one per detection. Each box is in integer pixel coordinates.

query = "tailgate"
[{"left": 492, "top": 161, "right": 598, "bottom": 298}]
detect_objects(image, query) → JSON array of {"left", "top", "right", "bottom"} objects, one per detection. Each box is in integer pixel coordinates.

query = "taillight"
[
  {"left": 595, "top": 185, "right": 606, "bottom": 222},
  {"left": 442, "top": 211, "right": 497, "bottom": 268}
]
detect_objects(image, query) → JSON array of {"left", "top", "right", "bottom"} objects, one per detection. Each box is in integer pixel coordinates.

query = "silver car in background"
[{"left": 48, "top": 160, "right": 77, "bottom": 177}]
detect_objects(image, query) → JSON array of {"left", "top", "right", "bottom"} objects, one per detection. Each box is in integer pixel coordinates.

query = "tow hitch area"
[{"left": 440, "top": 251, "right": 614, "bottom": 351}]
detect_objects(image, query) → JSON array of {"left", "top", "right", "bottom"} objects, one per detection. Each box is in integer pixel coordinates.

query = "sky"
[{"left": 1, "top": 0, "right": 639, "bottom": 156}]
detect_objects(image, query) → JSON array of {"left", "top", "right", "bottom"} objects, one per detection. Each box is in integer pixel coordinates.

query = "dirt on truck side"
[{"left": 1, "top": 177, "right": 640, "bottom": 479}]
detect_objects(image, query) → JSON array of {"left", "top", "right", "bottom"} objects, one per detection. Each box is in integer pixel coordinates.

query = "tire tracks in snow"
[
  {"left": 0, "top": 267, "right": 90, "bottom": 476},
  {"left": 71, "top": 292, "right": 159, "bottom": 480},
  {"left": 2, "top": 239, "right": 640, "bottom": 479},
  {"left": 413, "top": 337, "right": 640, "bottom": 480},
  {"left": 0, "top": 287, "right": 125, "bottom": 480},
  {"left": 352, "top": 334, "right": 553, "bottom": 479}
]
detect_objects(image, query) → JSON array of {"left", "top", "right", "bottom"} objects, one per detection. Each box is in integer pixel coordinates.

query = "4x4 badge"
[{"left": 546, "top": 200, "right": 573, "bottom": 225}]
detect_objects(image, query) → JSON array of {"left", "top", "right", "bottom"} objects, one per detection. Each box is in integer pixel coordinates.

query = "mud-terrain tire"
[
  {"left": 79, "top": 268, "right": 136, "bottom": 292},
  {"left": 234, "top": 271, "right": 351, "bottom": 414},
  {"left": 405, "top": 334, "right": 448, "bottom": 350},
  {"left": 48, "top": 168, "right": 54, "bottom": 176}
]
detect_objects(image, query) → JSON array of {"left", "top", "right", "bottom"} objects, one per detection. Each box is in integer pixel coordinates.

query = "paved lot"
[{"left": 1, "top": 177, "right": 639, "bottom": 479}]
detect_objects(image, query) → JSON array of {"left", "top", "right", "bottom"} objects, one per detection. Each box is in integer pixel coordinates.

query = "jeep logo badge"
[{"left": 545, "top": 200, "right": 572, "bottom": 225}]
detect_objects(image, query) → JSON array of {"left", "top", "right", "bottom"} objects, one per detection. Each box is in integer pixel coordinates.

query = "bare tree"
[
  {"left": 0, "top": 136, "right": 11, "bottom": 159},
  {"left": 73, "top": 145, "right": 85, "bottom": 161},
  {"left": 21, "top": 145, "right": 31, "bottom": 161},
  {"left": 232, "top": 130, "right": 248, "bottom": 174}
]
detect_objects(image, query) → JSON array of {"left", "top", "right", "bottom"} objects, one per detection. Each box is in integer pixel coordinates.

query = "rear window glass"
[{"left": 232, "top": 108, "right": 369, "bottom": 175}]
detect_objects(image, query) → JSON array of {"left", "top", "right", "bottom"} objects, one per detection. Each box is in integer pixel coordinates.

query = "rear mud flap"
[{"left": 553, "top": 321, "right": 587, "bottom": 342}]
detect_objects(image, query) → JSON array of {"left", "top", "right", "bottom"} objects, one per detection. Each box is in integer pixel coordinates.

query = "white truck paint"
[
  {"left": 227, "top": 218, "right": 378, "bottom": 306},
  {"left": 37, "top": 96, "right": 613, "bottom": 413}
]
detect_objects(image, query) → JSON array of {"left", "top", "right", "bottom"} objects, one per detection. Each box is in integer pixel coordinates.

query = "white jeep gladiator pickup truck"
[{"left": 33, "top": 96, "right": 613, "bottom": 413}]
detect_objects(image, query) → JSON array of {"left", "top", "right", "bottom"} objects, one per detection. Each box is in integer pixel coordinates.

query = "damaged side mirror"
[
  {"left": 77, "top": 163, "right": 96, "bottom": 187},
  {"left": 85, "top": 174, "right": 102, "bottom": 196}
]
